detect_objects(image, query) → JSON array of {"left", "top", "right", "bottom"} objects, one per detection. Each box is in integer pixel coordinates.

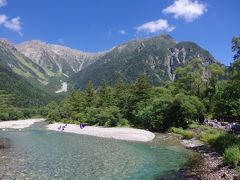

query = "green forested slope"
[
  {"left": 0, "top": 40, "right": 48, "bottom": 81},
  {"left": 0, "top": 63, "right": 55, "bottom": 107},
  {"left": 70, "top": 35, "right": 216, "bottom": 89}
]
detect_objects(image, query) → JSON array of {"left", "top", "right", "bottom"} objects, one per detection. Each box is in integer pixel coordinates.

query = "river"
[{"left": 0, "top": 122, "right": 192, "bottom": 179}]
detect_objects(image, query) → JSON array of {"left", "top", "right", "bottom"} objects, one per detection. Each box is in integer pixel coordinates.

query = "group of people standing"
[
  {"left": 80, "top": 123, "right": 86, "bottom": 129},
  {"left": 57, "top": 123, "right": 86, "bottom": 131},
  {"left": 58, "top": 124, "right": 67, "bottom": 131}
]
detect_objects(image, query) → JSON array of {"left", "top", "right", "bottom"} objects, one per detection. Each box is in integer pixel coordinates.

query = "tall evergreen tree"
[
  {"left": 125, "top": 75, "right": 152, "bottom": 125},
  {"left": 113, "top": 78, "right": 129, "bottom": 116},
  {"left": 232, "top": 37, "right": 240, "bottom": 61},
  {"left": 84, "top": 81, "right": 96, "bottom": 107},
  {"left": 130, "top": 75, "right": 151, "bottom": 103},
  {"left": 98, "top": 80, "right": 114, "bottom": 107},
  {"left": 114, "top": 78, "right": 126, "bottom": 95}
]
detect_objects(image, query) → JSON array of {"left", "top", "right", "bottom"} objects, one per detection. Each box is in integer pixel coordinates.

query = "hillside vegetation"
[
  {"left": 45, "top": 37, "right": 240, "bottom": 128},
  {"left": 70, "top": 35, "right": 216, "bottom": 89}
]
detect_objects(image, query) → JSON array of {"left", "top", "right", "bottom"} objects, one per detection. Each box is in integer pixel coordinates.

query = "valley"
[
  {"left": 0, "top": 34, "right": 239, "bottom": 179},
  {"left": 0, "top": 0, "right": 239, "bottom": 179},
  {"left": 1, "top": 34, "right": 217, "bottom": 96}
]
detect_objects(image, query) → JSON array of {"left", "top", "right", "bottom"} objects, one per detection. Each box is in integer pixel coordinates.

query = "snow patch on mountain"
[
  {"left": 38, "top": 79, "right": 49, "bottom": 85},
  {"left": 55, "top": 81, "right": 68, "bottom": 93},
  {"left": 16, "top": 40, "right": 108, "bottom": 76}
]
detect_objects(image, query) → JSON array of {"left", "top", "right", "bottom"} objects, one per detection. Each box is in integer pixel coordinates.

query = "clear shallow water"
[{"left": 0, "top": 122, "right": 191, "bottom": 179}]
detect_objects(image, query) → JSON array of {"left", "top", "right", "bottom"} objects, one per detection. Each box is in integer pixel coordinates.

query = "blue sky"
[{"left": 0, "top": 0, "right": 239, "bottom": 65}]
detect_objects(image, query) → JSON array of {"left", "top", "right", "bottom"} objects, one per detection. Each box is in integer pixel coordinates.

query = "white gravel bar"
[
  {"left": 0, "top": 119, "right": 45, "bottom": 129},
  {"left": 47, "top": 123, "right": 155, "bottom": 142}
]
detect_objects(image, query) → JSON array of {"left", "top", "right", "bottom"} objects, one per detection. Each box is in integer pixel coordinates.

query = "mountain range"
[
  {"left": 0, "top": 40, "right": 56, "bottom": 106},
  {"left": 70, "top": 35, "right": 216, "bottom": 88},
  {"left": 0, "top": 35, "right": 217, "bottom": 106}
]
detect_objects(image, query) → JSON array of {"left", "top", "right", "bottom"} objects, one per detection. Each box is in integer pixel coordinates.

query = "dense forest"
[
  {"left": 0, "top": 37, "right": 239, "bottom": 127},
  {"left": 44, "top": 37, "right": 240, "bottom": 131},
  {"left": 0, "top": 64, "right": 59, "bottom": 120}
]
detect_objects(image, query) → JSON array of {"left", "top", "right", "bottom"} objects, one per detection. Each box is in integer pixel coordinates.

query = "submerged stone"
[{"left": 0, "top": 138, "right": 11, "bottom": 149}]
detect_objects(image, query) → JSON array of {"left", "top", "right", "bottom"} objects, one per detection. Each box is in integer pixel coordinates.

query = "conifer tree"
[
  {"left": 84, "top": 81, "right": 96, "bottom": 107},
  {"left": 232, "top": 37, "right": 240, "bottom": 61},
  {"left": 98, "top": 80, "right": 113, "bottom": 107},
  {"left": 130, "top": 75, "right": 151, "bottom": 103}
]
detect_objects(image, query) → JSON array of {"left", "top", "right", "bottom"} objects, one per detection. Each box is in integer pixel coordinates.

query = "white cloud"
[
  {"left": 118, "top": 30, "right": 126, "bottom": 35},
  {"left": 0, "top": 0, "right": 22, "bottom": 34},
  {"left": 0, "top": 14, "right": 22, "bottom": 33},
  {"left": 0, "top": 14, "right": 7, "bottom": 25},
  {"left": 163, "top": 0, "right": 207, "bottom": 22},
  {"left": 136, "top": 19, "right": 175, "bottom": 33},
  {"left": 4, "top": 16, "right": 21, "bottom": 32},
  {"left": 0, "top": 0, "right": 7, "bottom": 7}
]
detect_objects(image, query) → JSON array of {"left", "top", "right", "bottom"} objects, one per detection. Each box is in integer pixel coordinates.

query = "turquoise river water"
[{"left": 0, "top": 122, "right": 192, "bottom": 179}]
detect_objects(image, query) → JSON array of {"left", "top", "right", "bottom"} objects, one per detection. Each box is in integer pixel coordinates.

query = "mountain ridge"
[
  {"left": 1, "top": 34, "right": 218, "bottom": 94},
  {"left": 69, "top": 35, "right": 217, "bottom": 89},
  {"left": 16, "top": 40, "right": 107, "bottom": 76}
]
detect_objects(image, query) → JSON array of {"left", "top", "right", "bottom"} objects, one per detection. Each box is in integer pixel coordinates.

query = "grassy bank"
[
  {"left": 169, "top": 127, "right": 195, "bottom": 139},
  {"left": 186, "top": 123, "right": 240, "bottom": 177}
]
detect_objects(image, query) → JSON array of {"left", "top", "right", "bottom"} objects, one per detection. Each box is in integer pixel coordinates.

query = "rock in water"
[{"left": 0, "top": 138, "right": 11, "bottom": 149}]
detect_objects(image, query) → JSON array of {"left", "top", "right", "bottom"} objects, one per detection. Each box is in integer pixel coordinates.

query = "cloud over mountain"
[
  {"left": 0, "top": 0, "right": 22, "bottom": 33},
  {"left": 136, "top": 19, "right": 175, "bottom": 34},
  {"left": 163, "top": 0, "right": 207, "bottom": 22}
]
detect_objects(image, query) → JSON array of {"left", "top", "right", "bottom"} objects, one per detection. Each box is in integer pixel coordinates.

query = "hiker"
[{"left": 80, "top": 123, "right": 85, "bottom": 129}]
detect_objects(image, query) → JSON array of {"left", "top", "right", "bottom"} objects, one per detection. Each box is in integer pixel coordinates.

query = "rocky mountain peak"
[
  {"left": 0, "top": 39, "right": 16, "bottom": 52},
  {"left": 0, "top": 38, "right": 13, "bottom": 46},
  {"left": 16, "top": 40, "right": 107, "bottom": 75},
  {"left": 159, "top": 34, "right": 176, "bottom": 41}
]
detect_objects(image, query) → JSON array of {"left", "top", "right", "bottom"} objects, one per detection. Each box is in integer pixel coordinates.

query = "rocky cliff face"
[
  {"left": 70, "top": 35, "right": 216, "bottom": 89},
  {"left": 166, "top": 42, "right": 215, "bottom": 80},
  {"left": 1, "top": 35, "right": 217, "bottom": 92},
  {"left": 16, "top": 40, "right": 106, "bottom": 76}
]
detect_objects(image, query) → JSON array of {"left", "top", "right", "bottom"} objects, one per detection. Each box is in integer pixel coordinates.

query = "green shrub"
[
  {"left": 117, "top": 119, "right": 130, "bottom": 127},
  {"left": 170, "top": 127, "right": 195, "bottom": 139},
  {"left": 213, "top": 133, "right": 240, "bottom": 154},
  {"left": 0, "top": 112, "right": 9, "bottom": 120},
  {"left": 223, "top": 146, "right": 240, "bottom": 167},
  {"left": 85, "top": 107, "right": 100, "bottom": 125},
  {"left": 182, "top": 131, "right": 195, "bottom": 139},
  {"left": 188, "top": 123, "right": 199, "bottom": 129},
  {"left": 9, "top": 110, "right": 24, "bottom": 120},
  {"left": 236, "top": 167, "right": 240, "bottom": 179},
  {"left": 97, "top": 106, "right": 124, "bottom": 127},
  {"left": 165, "top": 94, "right": 205, "bottom": 129},
  {"left": 199, "top": 129, "right": 221, "bottom": 144},
  {"left": 189, "top": 123, "right": 211, "bottom": 131}
]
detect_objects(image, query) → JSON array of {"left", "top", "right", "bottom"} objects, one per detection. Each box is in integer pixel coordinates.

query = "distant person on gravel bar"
[{"left": 80, "top": 123, "right": 85, "bottom": 129}]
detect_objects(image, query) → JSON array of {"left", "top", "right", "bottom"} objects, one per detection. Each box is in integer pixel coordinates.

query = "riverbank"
[
  {"left": 1, "top": 119, "right": 237, "bottom": 178},
  {"left": 0, "top": 118, "right": 238, "bottom": 179},
  {"left": 180, "top": 138, "right": 237, "bottom": 179},
  {"left": 47, "top": 123, "right": 155, "bottom": 142},
  {"left": 0, "top": 119, "right": 45, "bottom": 129}
]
